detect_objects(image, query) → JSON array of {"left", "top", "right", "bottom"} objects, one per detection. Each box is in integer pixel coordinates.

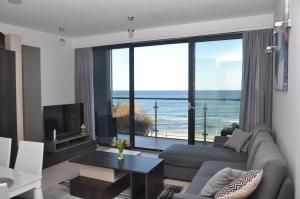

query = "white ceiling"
[{"left": 0, "top": 0, "right": 275, "bottom": 37}]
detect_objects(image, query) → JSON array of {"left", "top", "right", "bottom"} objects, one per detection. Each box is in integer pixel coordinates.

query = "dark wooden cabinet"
[{"left": 0, "top": 48, "right": 18, "bottom": 167}]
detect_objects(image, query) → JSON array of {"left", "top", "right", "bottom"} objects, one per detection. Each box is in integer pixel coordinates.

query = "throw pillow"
[
  {"left": 200, "top": 168, "right": 246, "bottom": 197},
  {"left": 215, "top": 169, "right": 263, "bottom": 199},
  {"left": 223, "top": 129, "right": 251, "bottom": 152},
  {"left": 241, "top": 135, "right": 252, "bottom": 153}
]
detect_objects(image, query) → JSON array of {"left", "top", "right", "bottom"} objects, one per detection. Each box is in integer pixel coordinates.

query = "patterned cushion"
[{"left": 215, "top": 169, "right": 263, "bottom": 199}]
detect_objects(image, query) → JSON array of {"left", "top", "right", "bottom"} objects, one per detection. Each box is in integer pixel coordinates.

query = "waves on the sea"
[{"left": 113, "top": 90, "right": 240, "bottom": 137}]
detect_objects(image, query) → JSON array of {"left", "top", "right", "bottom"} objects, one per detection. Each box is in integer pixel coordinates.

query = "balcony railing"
[{"left": 112, "top": 96, "right": 240, "bottom": 142}]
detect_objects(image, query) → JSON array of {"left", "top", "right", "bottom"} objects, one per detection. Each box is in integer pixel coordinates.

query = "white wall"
[
  {"left": 272, "top": 0, "right": 300, "bottom": 197},
  {"left": 0, "top": 22, "right": 75, "bottom": 106},
  {"left": 74, "top": 14, "right": 273, "bottom": 48}
]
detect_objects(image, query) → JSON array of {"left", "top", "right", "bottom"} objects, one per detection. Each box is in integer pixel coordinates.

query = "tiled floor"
[{"left": 42, "top": 146, "right": 190, "bottom": 198}]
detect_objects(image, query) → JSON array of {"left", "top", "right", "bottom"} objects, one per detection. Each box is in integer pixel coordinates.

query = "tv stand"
[{"left": 45, "top": 133, "right": 90, "bottom": 153}]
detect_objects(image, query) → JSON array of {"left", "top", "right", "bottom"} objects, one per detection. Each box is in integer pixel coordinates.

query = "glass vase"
[{"left": 118, "top": 147, "right": 124, "bottom": 160}]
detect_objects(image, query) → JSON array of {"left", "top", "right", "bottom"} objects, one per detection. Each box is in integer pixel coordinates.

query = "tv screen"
[{"left": 43, "top": 103, "right": 84, "bottom": 140}]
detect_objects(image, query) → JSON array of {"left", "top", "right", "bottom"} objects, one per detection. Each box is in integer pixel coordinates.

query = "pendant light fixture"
[{"left": 58, "top": 26, "right": 66, "bottom": 46}]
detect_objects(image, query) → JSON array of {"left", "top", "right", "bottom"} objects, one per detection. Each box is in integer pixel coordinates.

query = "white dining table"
[{"left": 0, "top": 166, "right": 43, "bottom": 199}]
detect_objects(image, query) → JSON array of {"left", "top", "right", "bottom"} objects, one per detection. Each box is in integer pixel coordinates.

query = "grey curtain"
[
  {"left": 239, "top": 29, "right": 273, "bottom": 131},
  {"left": 75, "top": 48, "right": 95, "bottom": 139}
]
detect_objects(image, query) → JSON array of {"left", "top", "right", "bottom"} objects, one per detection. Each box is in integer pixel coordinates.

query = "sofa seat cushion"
[
  {"left": 159, "top": 144, "right": 248, "bottom": 169},
  {"left": 185, "top": 161, "right": 246, "bottom": 195}
]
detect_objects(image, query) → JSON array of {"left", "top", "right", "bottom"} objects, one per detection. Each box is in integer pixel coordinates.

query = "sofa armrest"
[
  {"left": 213, "top": 136, "right": 229, "bottom": 147},
  {"left": 174, "top": 193, "right": 212, "bottom": 199}
]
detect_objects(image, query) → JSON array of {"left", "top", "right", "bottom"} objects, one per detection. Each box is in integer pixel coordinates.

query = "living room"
[{"left": 0, "top": 0, "right": 299, "bottom": 198}]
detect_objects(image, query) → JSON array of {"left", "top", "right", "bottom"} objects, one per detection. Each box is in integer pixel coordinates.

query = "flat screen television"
[{"left": 43, "top": 103, "right": 84, "bottom": 140}]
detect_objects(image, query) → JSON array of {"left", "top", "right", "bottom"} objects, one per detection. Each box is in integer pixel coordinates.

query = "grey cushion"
[
  {"left": 224, "top": 129, "right": 252, "bottom": 152},
  {"left": 213, "top": 136, "right": 229, "bottom": 147},
  {"left": 186, "top": 161, "right": 246, "bottom": 195},
  {"left": 247, "top": 131, "right": 274, "bottom": 169},
  {"left": 200, "top": 167, "right": 246, "bottom": 197},
  {"left": 248, "top": 142, "right": 288, "bottom": 199},
  {"left": 159, "top": 144, "right": 248, "bottom": 169},
  {"left": 186, "top": 174, "right": 211, "bottom": 195}
]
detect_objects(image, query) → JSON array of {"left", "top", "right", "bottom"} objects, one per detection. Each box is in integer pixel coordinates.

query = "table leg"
[
  {"left": 145, "top": 162, "right": 164, "bottom": 199},
  {"left": 131, "top": 162, "right": 164, "bottom": 199},
  {"left": 33, "top": 185, "right": 43, "bottom": 199}
]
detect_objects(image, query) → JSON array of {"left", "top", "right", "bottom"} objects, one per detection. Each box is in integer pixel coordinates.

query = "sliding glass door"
[
  {"left": 111, "top": 48, "right": 130, "bottom": 144},
  {"left": 93, "top": 34, "right": 243, "bottom": 149},
  {"left": 194, "top": 39, "right": 243, "bottom": 143},
  {"left": 134, "top": 43, "right": 189, "bottom": 149}
]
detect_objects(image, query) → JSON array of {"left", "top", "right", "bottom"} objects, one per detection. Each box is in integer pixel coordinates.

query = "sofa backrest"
[
  {"left": 248, "top": 141, "right": 288, "bottom": 199},
  {"left": 248, "top": 123, "right": 273, "bottom": 155},
  {"left": 276, "top": 177, "right": 294, "bottom": 199},
  {"left": 247, "top": 130, "right": 274, "bottom": 169}
]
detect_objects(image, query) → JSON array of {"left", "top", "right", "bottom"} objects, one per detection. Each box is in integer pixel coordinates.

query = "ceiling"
[{"left": 0, "top": 0, "right": 275, "bottom": 38}]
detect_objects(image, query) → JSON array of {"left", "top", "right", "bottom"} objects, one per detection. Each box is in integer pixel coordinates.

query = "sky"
[{"left": 112, "top": 39, "right": 242, "bottom": 91}]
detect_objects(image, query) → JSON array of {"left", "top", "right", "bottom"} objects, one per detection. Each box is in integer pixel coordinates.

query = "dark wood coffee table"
[{"left": 69, "top": 151, "right": 164, "bottom": 199}]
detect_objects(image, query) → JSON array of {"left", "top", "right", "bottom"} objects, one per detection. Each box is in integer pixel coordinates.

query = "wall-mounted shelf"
[{"left": 45, "top": 133, "right": 91, "bottom": 153}]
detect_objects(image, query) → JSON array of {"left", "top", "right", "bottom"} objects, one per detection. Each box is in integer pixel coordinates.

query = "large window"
[{"left": 93, "top": 34, "right": 243, "bottom": 149}]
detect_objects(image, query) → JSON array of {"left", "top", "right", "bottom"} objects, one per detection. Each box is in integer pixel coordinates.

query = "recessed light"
[{"left": 8, "top": 0, "right": 23, "bottom": 4}]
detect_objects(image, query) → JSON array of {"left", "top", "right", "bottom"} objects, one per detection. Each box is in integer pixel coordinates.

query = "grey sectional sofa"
[{"left": 158, "top": 124, "right": 294, "bottom": 199}]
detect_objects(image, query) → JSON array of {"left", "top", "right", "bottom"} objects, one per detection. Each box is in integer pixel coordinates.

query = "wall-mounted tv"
[{"left": 43, "top": 103, "right": 84, "bottom": 140}]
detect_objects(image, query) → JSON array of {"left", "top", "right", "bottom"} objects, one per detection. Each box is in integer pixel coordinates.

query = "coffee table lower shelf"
[
  {"left": 70, "top": 173, "right": 130, "bottom": 199},
  {"left": 70, "top": 163, "right": 164, "bottom": 199}
]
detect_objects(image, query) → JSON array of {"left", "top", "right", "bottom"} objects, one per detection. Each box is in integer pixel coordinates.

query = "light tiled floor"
[{"left": 42, "top": 146, "right": 190, "bottom": 196}]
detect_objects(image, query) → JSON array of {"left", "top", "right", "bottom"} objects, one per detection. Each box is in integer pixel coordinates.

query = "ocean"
[{"left": 113, "top": 90, "right": 240, "bottom": 139}]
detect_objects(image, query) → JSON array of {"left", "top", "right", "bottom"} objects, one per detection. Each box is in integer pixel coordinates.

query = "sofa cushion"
[
  {"left": 159, "top": 144, "right": 248, "bottom": 169},
  {"left": 164, "top": 163, "right": 199, "bottom": 181},
  {"left": 186, "top": 174, "right": 211, "bottom": 195},
  {"left": 248, "top": 142, "right": 288, "bottom": 199},
  {"left": 223, "top": 129, "right": 252, "bottom": 152},
  {"left": 200, "top": 168, "right": 246, "bottom": 197},
  {"left": 247, "top": 131, "right": 274, "bottom": 169},
  {"left": 215, "top": 169, "right": 263, "bottom": 199},
  {"left": 185, "top": 161, "right": 246, "bottom": 195}
]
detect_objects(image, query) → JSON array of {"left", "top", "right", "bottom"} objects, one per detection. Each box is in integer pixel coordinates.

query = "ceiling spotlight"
[
  {"left": 127, "top": 15, "right": 135, "bottom": 39},
  {"left": 58, "top": 26, "right": 65, "bottom": 32},
  {"left": 8, "top": 0, "right": 22, "bottom": 4}
]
